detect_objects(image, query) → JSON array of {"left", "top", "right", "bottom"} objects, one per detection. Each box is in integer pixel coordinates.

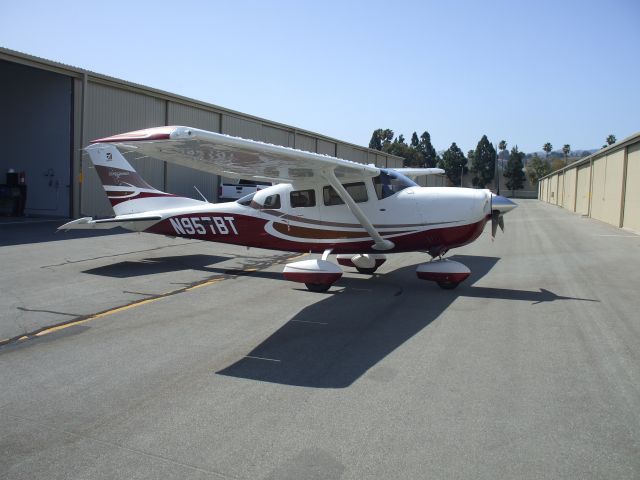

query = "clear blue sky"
[{"left": 1, "top": 0, "right": 638, "bottom": 153}]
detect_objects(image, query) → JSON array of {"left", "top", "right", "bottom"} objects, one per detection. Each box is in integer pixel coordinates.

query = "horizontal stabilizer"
[{"left": 58, "top": 215, "right": 162, "bottom": 230}]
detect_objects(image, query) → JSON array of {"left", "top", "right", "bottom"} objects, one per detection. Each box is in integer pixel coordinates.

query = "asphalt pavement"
[{"left": 1, "top": 200, "right": 639, "bottom": 479}]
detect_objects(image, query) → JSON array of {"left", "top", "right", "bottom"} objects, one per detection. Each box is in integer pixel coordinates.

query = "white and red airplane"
[{"left": 59, "top": 126, "right": 516, "bottom": 292}]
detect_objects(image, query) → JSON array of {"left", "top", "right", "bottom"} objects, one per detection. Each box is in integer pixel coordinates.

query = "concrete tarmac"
[{"left": 1, "top": 200, "right": 639, "bottom": 479}]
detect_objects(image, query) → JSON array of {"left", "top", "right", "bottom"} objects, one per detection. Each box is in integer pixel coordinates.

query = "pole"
[{"left": 495, "top": 144, "right": 500, "bottom": 195}]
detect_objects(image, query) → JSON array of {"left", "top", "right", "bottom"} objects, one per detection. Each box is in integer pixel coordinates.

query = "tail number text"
[{"left": 169, "top": 216, "right": 238, "bottom": 236}]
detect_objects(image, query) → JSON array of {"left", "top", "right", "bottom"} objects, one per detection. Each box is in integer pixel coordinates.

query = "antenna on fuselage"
[{"left": 193, "top": 185, "right": 209, "bottom": 202}]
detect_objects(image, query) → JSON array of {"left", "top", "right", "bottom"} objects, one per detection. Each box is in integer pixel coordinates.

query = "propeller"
[
  {"left": 491, "top": 210, "right": 505, "bottom": 239},
  {"left": 490, "top": 193, "right": 505, "bottom": 239}
]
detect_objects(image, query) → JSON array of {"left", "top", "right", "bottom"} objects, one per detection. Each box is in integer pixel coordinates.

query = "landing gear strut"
[{"left": 336, "top": 254, "right": 387, "bottom": 275}]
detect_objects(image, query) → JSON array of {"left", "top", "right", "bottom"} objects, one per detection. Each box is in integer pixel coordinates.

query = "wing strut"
[{"left": 322, "top": 169, "right": 394, "bottom": 251}]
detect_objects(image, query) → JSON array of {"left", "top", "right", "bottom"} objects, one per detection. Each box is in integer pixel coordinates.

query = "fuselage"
[{"left": 140, "top": 175, "right": 493, "bottom": 255}]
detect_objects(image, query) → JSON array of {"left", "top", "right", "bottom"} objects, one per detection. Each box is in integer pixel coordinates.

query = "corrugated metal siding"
[
  {"left": 82, "top": 82, "right": 166, "bottom": 216},
  {"left": 166, "top": 103, "right": 221, "bottom": 201},
  {"left": 623, "top": 143, "right": 640, "bottom": 232},
  {"left": 262, "top": 125, "right": 291, "bottom": 147},
  {"left": 387, "top": 157, "right": 403, "bottom": 169},
  {"left": 575, "top": 165, "right": 591, "bottom": 215},
  {"left": 557, "top": 173, "right": 564, "bottom": 206},
  {"left": 590, "top": 152, "right": 624, "bottom": 226},
  {"left": 563, "top": 167, "right": 577, "bottom": 211},
  {"left": 221, "top": 114, "right": 261, "bottom": 140},
  {"left": 168, "top": 102, "right": 220, "bottom": 131},
  {"left": 336, "top": 144, "right": 367, "bottom": 164},
  {"left": 548, "top": 174, "right": 558, "bottom": 204},
  {"left": 295, "top": 133, "right": 316, "bottom": 152},
  {"left": 317, "top": 139, "right": 336, "bottom": 157}
]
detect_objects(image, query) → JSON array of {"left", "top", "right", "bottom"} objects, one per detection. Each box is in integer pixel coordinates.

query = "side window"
[
  {"left": 346, "top": 182, "right": 368, "bottom": 202},
  {"left": 262, "top": 194, "right": 281, "bottom": 209},
  {"left": 323, "top": 186, "right": 343, "bottom": 206},
  {"left": 323, "top": 182, "right": 368, "bottom": 206},
  {"left": 290, "top": 189, "right": 316, "bottom": 208}
]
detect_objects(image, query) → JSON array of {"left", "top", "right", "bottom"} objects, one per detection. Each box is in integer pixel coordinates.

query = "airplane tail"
[{"left": 85, "top": 143, "right": 204, "bottom": 215}]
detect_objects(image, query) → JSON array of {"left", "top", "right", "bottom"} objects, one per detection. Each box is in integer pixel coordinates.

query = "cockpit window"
[
  {"left": 262, "top": 194, "right": 281, "bottom": 209},
  {"left": 237, "top": 192, "right": 255, "bottom": 206},
  {"left": 373, "top": 169, "right": 418, "bottom": 199}
]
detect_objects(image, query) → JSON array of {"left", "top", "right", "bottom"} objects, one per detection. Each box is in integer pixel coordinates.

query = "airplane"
[{"left": 59, "top": 126, "right": 516, "bottom": 292}]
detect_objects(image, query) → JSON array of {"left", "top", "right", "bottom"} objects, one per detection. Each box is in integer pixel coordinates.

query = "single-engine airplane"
[{"left": 59, "top": 126, "right": 516, "bottom": 292}]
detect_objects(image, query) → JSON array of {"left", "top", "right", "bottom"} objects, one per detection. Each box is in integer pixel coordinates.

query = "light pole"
[{"left": 494, "top": 145, "right": 500, "bottom": 195}]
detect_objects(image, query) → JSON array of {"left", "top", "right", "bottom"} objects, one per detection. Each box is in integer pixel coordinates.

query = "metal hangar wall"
[
  {"left": 0, "top": 47, "right": 405, "bottom": 218},
  {"left": 538, "top": 131, "right": 640, "bottom": 234}
]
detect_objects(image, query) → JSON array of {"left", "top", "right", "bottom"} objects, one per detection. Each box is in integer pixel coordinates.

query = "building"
[
  {"left": 538, "top": 131, "right": 640, "bottom": 234},
  {"left": 0, "top": 47, "right": 406, "bottom": 218}
]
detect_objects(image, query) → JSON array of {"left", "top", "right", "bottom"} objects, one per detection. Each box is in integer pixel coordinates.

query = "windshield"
[
  {"left": 237, "top": 192, "right": 255, "bottom": 206},
  {"left": 373, "top": 169, "right": 418, "bottom": 199}
]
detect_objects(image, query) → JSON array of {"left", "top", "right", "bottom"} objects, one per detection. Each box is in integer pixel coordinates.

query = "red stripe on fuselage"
[{"left": 145, "top": 213, "right": 489, "bottom": 254}]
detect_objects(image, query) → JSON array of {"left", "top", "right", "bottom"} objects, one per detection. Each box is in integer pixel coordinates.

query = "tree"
[
  {"left": 526, "top": 153, "right": 551, "bottom": 185},
  {"left": 467, "top": 150, "right": 475, "bottom": 163},
  {"left": 543, "top": 142, "right": 553, "bottom": 159},
  {"left": 438, "top": 142, "right": 467, "bottom": 186},
  {"left": 562, "top": 144, "right": 571, "bottom": 166},
  {"left": 369, "top": 129, "right": 394, "bottom": 151},
  {"left": 503, "top": 145, "right": 525, "bottom": 195},
  {"left": 498, "top": 140, "right": 507, "bottom": 156},
  {"left": 411, "top": 132, "right": 420, "bottom": 148},
  {"left": 419, "top": 131, "right": 438, "bottom": 168},
  {"left": 606, "top": 134, "right": 616, "bottom": 146},
  {"left": 550, "top": 158, "right": 565, "bottom": 172},
  {"left": 385, "top": 140, "right": 423, "bottom": 167},
  {"left": 470, "top": 135, "right": 496, "bottom": 188}
]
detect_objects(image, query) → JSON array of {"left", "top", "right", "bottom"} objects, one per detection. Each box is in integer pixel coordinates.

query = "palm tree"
[
  {"left": 606, "top": 134, "right": 616, "bottom": 146},
  {"left": 562, "top": 144, "right": 571, "bottom": 166},
  {"left": 543, "top": 142, "right": 553, "bottom": 159}
]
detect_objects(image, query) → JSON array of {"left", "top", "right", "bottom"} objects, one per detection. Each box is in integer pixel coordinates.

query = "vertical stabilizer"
[{"left": 85, "top": 143, "right": 203, "bottom": 215}]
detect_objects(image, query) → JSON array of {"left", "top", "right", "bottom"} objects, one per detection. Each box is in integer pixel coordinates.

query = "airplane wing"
[
  {"left": 92, "top": 126, "right": 379, "bottom": 185},
  {"left": 392, "top": 168, "right": 444, "bottom": 179}
]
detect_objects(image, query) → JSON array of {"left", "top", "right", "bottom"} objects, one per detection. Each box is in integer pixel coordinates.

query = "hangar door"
[
  {"left": 575, "top": 165, "right": 591, "bottom": 215},
  {"left": 623, "top": 143, "right": 640, "bottom": 232},
  {"left": 0, "top": 61, "right": 72, "bottom": 217}
]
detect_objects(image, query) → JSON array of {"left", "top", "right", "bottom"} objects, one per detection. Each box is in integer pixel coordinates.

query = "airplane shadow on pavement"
[
  {"left": 83, "top": 254, "right": 233, "bottom": 278},
  {"left": 217, "top": 255, "right": 598, "bottom": 389}
]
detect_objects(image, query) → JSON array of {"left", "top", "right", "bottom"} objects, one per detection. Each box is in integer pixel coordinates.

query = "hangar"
[
  {"left": 0, "top": 47, "right": 407, "bottom": 219},
  {"left": 538, "top": 132, "right": 640, "bottom": 234}
]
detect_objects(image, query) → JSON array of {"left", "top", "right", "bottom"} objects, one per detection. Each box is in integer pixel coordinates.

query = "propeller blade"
[
  {"left": 498, "top": 214, "right": 504, "bottom": 232},
  {"left": 491, "top": 210, "right": 499, "bottom": 239}
]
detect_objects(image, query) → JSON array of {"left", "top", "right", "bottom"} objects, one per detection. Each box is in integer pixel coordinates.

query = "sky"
[{"left": 1, "top": 0, "right": 638, "bottom": 154}]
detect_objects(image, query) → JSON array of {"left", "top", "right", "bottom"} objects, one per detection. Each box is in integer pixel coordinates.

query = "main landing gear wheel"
[
  {"left": 436, "top": 280, "right": 460, "bottom": 290},
  {"left": 305, "top": 283, "right": 331, "bottom": 293}
]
